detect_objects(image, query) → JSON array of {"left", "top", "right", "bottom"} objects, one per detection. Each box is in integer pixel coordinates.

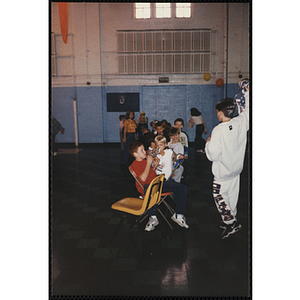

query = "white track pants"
[{"left": 212, "top": 175, "right": 240, "bottom": 225}]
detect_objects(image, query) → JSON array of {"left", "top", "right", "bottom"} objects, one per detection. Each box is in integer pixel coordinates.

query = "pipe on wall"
[
  {"left": 71, "top": 3, "right": 78, "bottom": 146},
  {"left": 99, "top": 3, "right": 106, "bottom": 143},
  {"left": 85, "top": 3, "right": 90, "bottom": 84},
  {"left": 73, "top": 99, "right": 79, "bottom": 146},
  {"left": 223, "top": 3, "right": 229, "bottom": 98},
  {"left": 226, "top": 3, "right": 229, "bottom": 98}
]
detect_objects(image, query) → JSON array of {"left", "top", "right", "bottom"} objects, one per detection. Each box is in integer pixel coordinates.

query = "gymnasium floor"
[{"left": 50, "top": 143, "right": 251, "bottom": 298}]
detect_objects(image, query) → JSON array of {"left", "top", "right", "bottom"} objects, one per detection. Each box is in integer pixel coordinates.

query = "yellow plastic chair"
[
  {"left": 128, "top": 165, "right": 175, "bottom": 229},
  {"left": 110, "top": 175, "right": 165, "bottom": 248},
  {"left": 111, "top": 174, "right": 164, "bottom": 217}
]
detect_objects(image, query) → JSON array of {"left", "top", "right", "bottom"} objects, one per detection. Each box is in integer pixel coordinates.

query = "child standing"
[
  {"left": 137, "top": 111, "right": 149, "bottom": 126},
  {"left": 205, "top": 87, "right": 249, "bottom": 239},
  {"left": 121, "top": 110, "right": 137, "bottom": 166},
  {"left": 136, "top": 112, "right": 148, "bottom": 139}
]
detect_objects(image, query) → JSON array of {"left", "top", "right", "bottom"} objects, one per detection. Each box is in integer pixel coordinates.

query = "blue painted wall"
[
  {"left": 76, "top": 87, "right": 103, "bottom": 143},
  {"left": 51, "top": 87, "right": 75, "bottom": 143},
  {"left": 52, "top": 83, "right": 238, "bottom": 144}
]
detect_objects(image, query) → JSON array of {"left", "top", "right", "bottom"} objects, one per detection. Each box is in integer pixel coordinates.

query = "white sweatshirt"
[
  {"left": 155, "top": 149, "right": 176, "bottom": 180},
  {"left": 168, "top": 141, "right": 184, "bottom": 156},
  {"left": 205, "top": 91, "right": 249, "bottom": 182}
]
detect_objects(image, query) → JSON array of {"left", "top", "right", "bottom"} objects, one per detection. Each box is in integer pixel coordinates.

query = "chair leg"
[
  {"left": 138, "top": 195, "right": 171, "bottom": 225},
  {"left": 162, "top": 199, "right": 175, "bottom": 216},
  {"left": 157, "top": 207, "right": 173, "bottom": 230},
  {"left": 160, "top": 194, "right": 175, "bottom": 215},
  {"left": 138, "top": 199, "right": 174, "bottom": 225},
  {"left": 138, "top": 212, "right": 148, "bottom": 224}
]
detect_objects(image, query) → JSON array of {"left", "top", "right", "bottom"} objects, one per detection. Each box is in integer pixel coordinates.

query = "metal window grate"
[
  {"left": 117, "top": 29, "right": 211, "bottom": 74},
  {"left": 51, "top": 33, "right": 57, "bottom": 76},
  {"left": 51, "top": 33, "right": 74, "bottom": 77}
]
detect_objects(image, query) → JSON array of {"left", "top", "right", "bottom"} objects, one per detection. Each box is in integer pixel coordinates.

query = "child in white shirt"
[
  {"left": 155, "top": 135, "right": 183, "bottom": 182},
  {"left": 168, "top": 128, "right": 185, "bottom": 182}
]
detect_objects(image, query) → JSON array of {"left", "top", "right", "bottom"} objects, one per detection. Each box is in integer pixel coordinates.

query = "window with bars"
[
  {"left": 51, "top": 33, "right": 74, "bottom": 77},
  {"left": 117, "top": 29, "right": 211, "bottom": 74},
  {"left": 51, "top": 33, "right": 57, "bottom": 76}
]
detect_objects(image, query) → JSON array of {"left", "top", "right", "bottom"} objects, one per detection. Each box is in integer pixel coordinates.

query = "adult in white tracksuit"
[{"left": 205, "top": 87, "right": 249, "bottom": 238}]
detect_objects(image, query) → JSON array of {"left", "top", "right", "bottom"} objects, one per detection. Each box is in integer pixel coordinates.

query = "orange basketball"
[
  {"left": 203, "top": 73, "right": 211, "bottom": 81},
  {"left": 216, "top": 78, "right": 224, "bottom": 87}
]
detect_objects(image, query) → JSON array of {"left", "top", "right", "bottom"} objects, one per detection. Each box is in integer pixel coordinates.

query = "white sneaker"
[
  {"left": 145, "top": 216, "right": 159, "bottom": 231},
  {"left": 196, "top": 150, "right": 205, "bottom": 154},
  {"left": 171, "top": 214, "right": 189, "bottom": 229}
]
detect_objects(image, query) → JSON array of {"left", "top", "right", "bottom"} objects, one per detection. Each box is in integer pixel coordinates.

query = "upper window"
[
  {"left": 135, "top": 3, "right": 151, "bottom": 19},
  {"left": 155, "top": 3, "right": 171, "bottom": 18},
  {"left": 176, "top": 3, "right": 191, "bottom": 18},
  {"left": 134, "top": 3, "right": 191, "bottom": 19}
]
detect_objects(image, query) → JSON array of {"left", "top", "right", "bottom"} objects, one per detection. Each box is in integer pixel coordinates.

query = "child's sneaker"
[
  {"left": 171, "top": 214, "right": 189, "bottom": 229},
  {"left": 221, "top": 221, "right": 241, "bottom": 239},
  {"left": 145, "top": 216, "right": 159, "bottom": 231}
]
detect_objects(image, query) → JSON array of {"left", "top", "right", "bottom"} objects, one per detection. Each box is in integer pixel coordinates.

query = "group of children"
[
  {"left": 120, "top": 80, "right": 250, "bottom": 239},
  {"left": 120, "top": 113, "right": 189, "bottom": 169}
]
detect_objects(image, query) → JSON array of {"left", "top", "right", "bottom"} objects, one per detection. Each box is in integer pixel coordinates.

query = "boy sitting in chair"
[{"left": 129, "top": 140, "right": 189, "bottom": 232}]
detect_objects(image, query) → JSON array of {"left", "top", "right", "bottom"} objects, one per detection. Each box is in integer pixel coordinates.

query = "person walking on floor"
[
  {"left": 205, "top": 83, "right": 249, "bottom": 239},
  {"left": 187, "top": 108, "right": 207, "bottom": 153},
  {"left": 51, "top": 117, "right": 65, "bottom": 156},
  {"left": 121, "top": 110, "right": 137, "bottom": 167}
]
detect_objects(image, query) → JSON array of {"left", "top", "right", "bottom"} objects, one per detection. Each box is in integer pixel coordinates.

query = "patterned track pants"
[{"left": 212, "top": 175, "right": 240, "bottom": 225}]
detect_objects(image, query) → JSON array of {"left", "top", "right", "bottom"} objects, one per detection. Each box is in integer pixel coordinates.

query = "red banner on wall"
[{"left": 58, "top": 3, "right": 69, "bottom": 44}]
